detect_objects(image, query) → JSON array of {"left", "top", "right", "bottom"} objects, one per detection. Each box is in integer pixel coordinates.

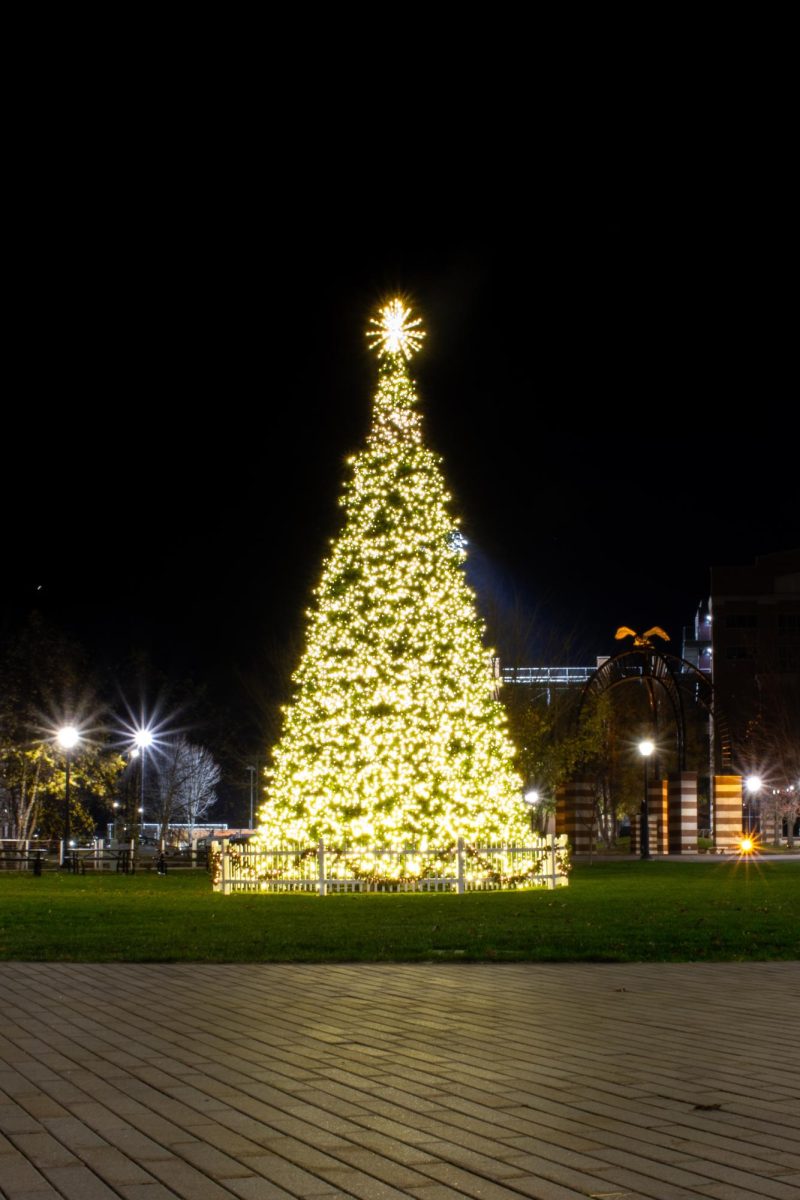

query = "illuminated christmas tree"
[{"left": 258, "top": 300, "right": 527, "bottom": 853}]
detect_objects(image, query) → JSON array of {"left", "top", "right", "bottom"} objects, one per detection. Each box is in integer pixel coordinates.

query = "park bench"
[
  {"left": 0, "top": 848, "right": 57, "bottom": 873},
  {"left": 141, "top": 851, "right": 208, "bottom": 873},
  {"left": 75, "top": 849, "right": 136, "bottom": 873}
]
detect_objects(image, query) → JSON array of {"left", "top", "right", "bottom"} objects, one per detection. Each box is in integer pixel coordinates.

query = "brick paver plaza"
[{"left": 0, "top": 962, "right": 798, "bottom": 1199}]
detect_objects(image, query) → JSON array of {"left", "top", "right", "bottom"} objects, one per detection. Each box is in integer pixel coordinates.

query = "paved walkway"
[{"left": 0, "top": 963, "right": 798, "bottom": 1200}]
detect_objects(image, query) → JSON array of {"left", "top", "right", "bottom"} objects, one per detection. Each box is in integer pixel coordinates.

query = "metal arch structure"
[{"left": 575, "top": 649, "right": 732, "bottom": 772}]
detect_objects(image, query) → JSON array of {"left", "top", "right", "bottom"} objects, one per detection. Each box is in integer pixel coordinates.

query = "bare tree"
[
  {"left": 744, "top": 671, "right": 800, "bottom": 846},
  {"left": 173, "top": 741, "right": 221, "bottom": 839},
  {"left": 151, "top": 740, "right": 189, "bottom": 851},
  {"left": 152, "top": 738, "right": 221, "bottom": 848},
  {"left": 777, "top": 790, "right": 800, "bottom": 849}
]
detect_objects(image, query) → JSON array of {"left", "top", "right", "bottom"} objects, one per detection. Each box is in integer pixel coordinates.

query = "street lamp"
[
  {"left": 638, "top": 739, "right": 655, "bottom": 860},
  {"left": 132, "top": 728, "right": 153, "bottom": 840},
  {"left": 56, "top": 725, "right": 80, "bottom": 868},
  {"left": 744, "top": 774, "right": 762, "bottom": 835},
  {"left": 524, "top": 789, "right": 540, "bottom": 833}
]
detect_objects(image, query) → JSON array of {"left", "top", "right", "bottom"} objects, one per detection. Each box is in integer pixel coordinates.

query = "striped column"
[
  {"left": 667, "top": 771, "right": 698, "bottom": 854},
  {"left": 649, "top": 780, "right": 669, "bottom": 855},
  {"left": 713, "top": 775, "right": 744, "bottom": 851},
  {"left": 555, "top": 779, "right": 595, "bottom": 854}
]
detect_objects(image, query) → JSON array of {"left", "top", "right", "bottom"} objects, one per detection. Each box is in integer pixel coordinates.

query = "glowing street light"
[
  {"left": 638, "top": 739, "right": 655, "bottom": 861},
  {"left": 524, "top": 789, "right": 540, "bottom": 833},
  {"left": 133, "top": 729, "right": 154, "bottom": 754},
  {"left": 744, "top": 774, "right": 762, "bottom": 834},
  {"left": 56, "top": 726, "right": 80, "bottom": 868},
  {"left": 132, "top": 728, "right": 153, "bottom": 848}
]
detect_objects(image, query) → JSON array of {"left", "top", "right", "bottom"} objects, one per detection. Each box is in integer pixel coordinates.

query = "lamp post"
[
  {"left": 132, "top": 729, "right": 153, "bottom": 847},
  {"left": 247, "top": 765, "right": 256, "bottom": 830},
  {"left": 524, "top": 789, "right": 540, "bottom": 834},
  {"left": 56, "top": 726, "right": 80, "bottom": 868},
  {"left": 744, "top": 774, "right": 762, "bottom": 835},
  {"left": 638, "top": 739, "right": 655, "bottom": 860}
]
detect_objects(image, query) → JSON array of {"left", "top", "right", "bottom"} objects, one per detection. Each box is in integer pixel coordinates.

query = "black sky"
[{"left": 6, "top": 217, "right": 796, "bottom": 752}]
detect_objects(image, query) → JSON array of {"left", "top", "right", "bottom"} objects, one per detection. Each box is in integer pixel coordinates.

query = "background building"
[
  {"left": 681, "top": 603, "right": 712, "bottom": 674},
  {"left": 710, "top": 549, "right": 800, "bottom": 769}
]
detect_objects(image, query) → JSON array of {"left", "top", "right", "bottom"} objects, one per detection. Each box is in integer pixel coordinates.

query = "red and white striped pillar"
[
  {"left": 667, "top": 771, "right": 698, "bottom": 854},
  {"left": 713, "top": 775, "right": 744, "bottom": 851},
  {"left": 555, "top": 779, "right": 595, "bottom": 855}
]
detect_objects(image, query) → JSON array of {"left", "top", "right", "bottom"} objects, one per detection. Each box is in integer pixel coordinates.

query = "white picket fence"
[{"left": 211, "top": 835, "right": 569, "bottom": 895}]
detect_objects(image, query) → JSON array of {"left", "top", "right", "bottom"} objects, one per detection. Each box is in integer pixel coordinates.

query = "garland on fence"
[
  {"left": 213, "top": 836, "right": 571, "bottom": 890},
  {"left": 464, "top": 838, "right": 572, "bottom": 888},
  {"left": 212, "top": 844, "right": 318, "bottom": 888},
  {"left": 325, "top": 844, "right": 458, "bottom": 885}
]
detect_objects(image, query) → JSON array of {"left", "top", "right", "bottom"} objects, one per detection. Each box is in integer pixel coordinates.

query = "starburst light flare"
[{"left": 366, "top": 298, "right": 425, "bottom": 360}]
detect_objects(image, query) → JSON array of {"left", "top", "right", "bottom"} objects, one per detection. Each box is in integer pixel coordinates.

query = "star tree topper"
[{"left": 366, "top": 298, "right": 425, "bottom": 360}]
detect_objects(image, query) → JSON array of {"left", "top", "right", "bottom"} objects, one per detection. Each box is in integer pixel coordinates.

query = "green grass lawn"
[{"left": 0, "top": 860, "right": 798, "bottom": 963}]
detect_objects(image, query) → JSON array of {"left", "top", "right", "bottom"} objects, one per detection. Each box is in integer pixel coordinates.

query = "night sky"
[{"left": 6, "top": 222, "right": 796, "bottom": 759}]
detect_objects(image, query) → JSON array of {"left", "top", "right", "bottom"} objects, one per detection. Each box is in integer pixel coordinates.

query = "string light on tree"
[{"left": 256, "top": 298, "right": 528, "bottom": 870}]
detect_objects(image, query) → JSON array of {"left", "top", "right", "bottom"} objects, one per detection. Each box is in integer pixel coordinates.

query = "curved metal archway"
[{"left": 575, "top": 649, "right": 731, "bottom": 771}]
